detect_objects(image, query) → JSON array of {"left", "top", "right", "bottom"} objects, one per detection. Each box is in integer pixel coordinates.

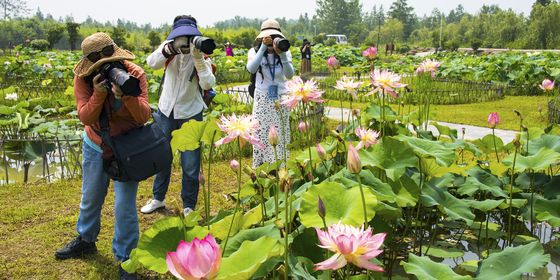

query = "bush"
[
  {"left": 397, "top": 44, "right": 410, "bottom": 54},
  {"left": 29, "top": 39, "right": 50, "bottom": 51},
  {"left": 471, "top": 39, "right": 482, "bottom": 52},
  {"left": 324, "top": 38, "right": 337, "bottom": 46}
]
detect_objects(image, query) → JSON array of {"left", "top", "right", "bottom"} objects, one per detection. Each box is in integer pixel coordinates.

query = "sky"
[{"left": 25, "top": 0, "right": 534, "bottom": 27}]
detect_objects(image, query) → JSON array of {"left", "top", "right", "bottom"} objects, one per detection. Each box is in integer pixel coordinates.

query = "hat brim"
[
  {"left": 73, "top": 46, "right": 135, "bottom": 78},
  {"left": 166, "top": 26, "right": 202, "bottom": 40},
  {"left": 257, "top": 29, "right": 285, "bottom": 39}
]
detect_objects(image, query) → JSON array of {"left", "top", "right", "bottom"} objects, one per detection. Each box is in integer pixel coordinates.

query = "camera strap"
[{"left": 264, "top": 54, "right": 276, "bottom": 83}]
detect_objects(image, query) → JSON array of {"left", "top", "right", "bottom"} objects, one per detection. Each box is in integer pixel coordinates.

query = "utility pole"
[{"left": 439, "top": 11, "right": 444, "bottom": 51}]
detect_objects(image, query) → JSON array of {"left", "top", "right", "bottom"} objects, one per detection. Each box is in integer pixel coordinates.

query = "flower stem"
[
  {"left": 222, "top": 139, "right": 242, "bottom": 256},
  {"left": 507, "top": 145, "right": 518, "bottom": 246},
  {"left": 284, "top": 186, "right": 290, "bottom": 280},
  {"left": 356, "top": 173, "right": 368, "bottom": 226},
  {"left": 273, "top": 146, "right": 280, "bottom": 219},
  {"left": 492, "top": 128, "right": 500, "bottom": 163}
]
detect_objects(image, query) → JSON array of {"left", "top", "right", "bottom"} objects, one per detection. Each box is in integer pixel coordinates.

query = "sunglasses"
[{"left": 85, "top": 44, "right": 115, "bottom": 63}]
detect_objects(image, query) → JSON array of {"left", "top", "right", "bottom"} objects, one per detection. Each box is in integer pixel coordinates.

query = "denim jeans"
[
  {"left": 76, "top": 142, "right": 139, "bottom": 261},
  {"left": 152, "top": 110, "right": 202, "bottom": 209}
]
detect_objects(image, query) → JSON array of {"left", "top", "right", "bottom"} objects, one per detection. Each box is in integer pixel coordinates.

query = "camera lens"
[
  {"left": 273, "top": 38, "right": 290, "bottom": 52},
  {"left": 192, "top": 36, "right": 217, "bottom": 55}
]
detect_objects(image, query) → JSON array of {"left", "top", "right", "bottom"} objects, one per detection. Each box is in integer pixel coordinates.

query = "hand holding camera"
[
  {"left": 163, "top": 36, "right": 216, "bottom": 58},
  {"left": 93, "top": 74, "right": 109, "bottom": 95},
  {"left": 263, "top": 36, "right": 290, "bottom": 55}
]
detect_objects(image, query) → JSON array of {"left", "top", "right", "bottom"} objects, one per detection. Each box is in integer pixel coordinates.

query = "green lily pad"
[
  {"left": 477, "top": 242, "right": 550, "bottom": 280},
  {"left": 401, "top": 254, "right": 473, "bottom": 280}
]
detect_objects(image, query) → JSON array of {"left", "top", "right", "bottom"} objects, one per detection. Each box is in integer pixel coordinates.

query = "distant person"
[
  {"left": 300, "top": 38, "right": 312, "bottom": 75},
  {"left": 225, "top": 42, "right": 234, "bottom": 56},
  {"left": 141, "top": 15, "right": 216, "bottom": 216},
  {"left": 55, "top": 32, "right": 151, "bottom": 280},
  {"left": 386, "top": 42, "right": 395, "bottom": 55},
  {"left": 247, "top": 19, "right": 294, "bottom": 167}
]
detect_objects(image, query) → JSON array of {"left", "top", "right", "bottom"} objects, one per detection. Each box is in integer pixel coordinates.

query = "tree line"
[{"left": 0, "top": 0, "right": 559, "bottom": 51}]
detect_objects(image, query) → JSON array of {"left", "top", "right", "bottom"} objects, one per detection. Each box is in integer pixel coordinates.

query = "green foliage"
[
  {"left": 29, "top": 39, "right": 49, "bottom": 51},
  {"left": 401, "top": 254, "right": 472, "bottom": 280},
  {"left": 477, "top": 242, "right": 550, "bottom": 280}
]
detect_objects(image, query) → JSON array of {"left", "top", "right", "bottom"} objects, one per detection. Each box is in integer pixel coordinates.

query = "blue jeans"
[
  {"left": 76, "top": 142, "right": 139, "bottom": 262},
  {"left": 152, "top": 110, "right": 202, "bottom": 209}
]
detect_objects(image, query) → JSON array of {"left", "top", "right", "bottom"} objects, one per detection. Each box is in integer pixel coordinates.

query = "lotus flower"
[
  {"left": 166, "top": 234, "right": 221, "bottom": 280},
  {"left": 316, "top": 143, "right": 327, "bottom": 160},
  {"left": 327, "top": 56, "right": 338, "bottom": 69},
  {"left": 5, "top": 92, "right": 17, "bottom": 101},
  {"left": 268, "top": 126, "right": 278, "bottom": 146},
  {"left": 362, "top": 47, "right": 377, "bottom": 60},
  {"left": 314, "top": 222, "right": 386, "bottom": 272},
  {"left": 416, "top": 59, "right": 441, "bottom": 77},
  {"left": 281, "top": 76, "right": 324, "bottom": 110},
  {"left": 334, "top": 76, "right": 363, "bottom": 100},
  {"left": 298, "top": 121, "right": 308, "bottom": 133},
  {"left": 215, "top": 113, "right": 264, "bottom": 149},
  {"left": 347, "top": 143, "right": 362, "bottom": 174},
  {"left": 317, "top": 195, "right": 326, "bottom": 219},
  {"left": 487, "top": 112, "right": 500, "bottom": 129},
  {"left": 366, "top": 69, "right": 407, "bottom": 98},
  {"left": 539, "top": 79, "right": 555, "bottom": 92},
  {"left": 355, "top": 127, "right": 379, "bottom": 150},
  {"left": 230, "top": 159, "right": 240, "bottom": 172}
]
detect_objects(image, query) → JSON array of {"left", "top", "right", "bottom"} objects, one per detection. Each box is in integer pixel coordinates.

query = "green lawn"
[
  {"left": 0, "top": 159, "right": 249, "bottom": 279},
  {"left": 326, "top": 96, "right": 550, "bottom": 131}
]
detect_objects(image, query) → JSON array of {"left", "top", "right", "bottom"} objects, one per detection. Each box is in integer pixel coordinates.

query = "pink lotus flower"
[
  {"left": 355, "top": 127, "right": 379, "bottom": 150},
  {"left": 362, "top": 47, "right": 377, "bottom": 60},
  {"left": 334, "top": 76, "right": 363, "bottom": 100},
  {"left": 316, "top": 143, "right": 327, "bottom": 160},
  {"left": 366, "top": 69, "right": 407, "bottom": 98},
  {"left": 281, "top": 76, "right": 324, "bottom": 110},
  {"left": 215, "top": 113, "right": 264, "bottom": 149},
  {"left": 327, "top": 56, "right": 338, "bottom": 69},
  {"left": 347, "top": 143, "right": 362, "bottom": 174},
  {"left": 487, "top": 112, "right": 500, "bottom": 129},
  {"left": 166, "top": 234, "right": 222, "bottom": 280},
  {"left": 539, "top": 79, "right": 555, "bottom": 91},
  {"left": 314, "top": 222, "right": 386, "bottom": 272},
  {"left": 416, "top": 59, "right": 441, "bottom": 77},
  {"left": 298, "top": 121, "right": 308, "bottom": 133},
  {"left": 268, "top": 126, "right": 278, "bottom": 146}
]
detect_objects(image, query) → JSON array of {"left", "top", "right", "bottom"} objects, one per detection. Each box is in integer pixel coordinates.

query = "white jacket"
[{"left": 146, "top": 41, "right": 216, "bottom": 119}]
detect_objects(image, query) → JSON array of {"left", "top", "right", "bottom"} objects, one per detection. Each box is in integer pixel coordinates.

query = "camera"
[
  {"left": 273, "top": 37, "right": 290, "bottom": 52},
  {"left": 98, "top": 62, "right": 141, "bottom": 97},
  {"left": 173, "top": 36, "right": 217, "bottom": 55}
]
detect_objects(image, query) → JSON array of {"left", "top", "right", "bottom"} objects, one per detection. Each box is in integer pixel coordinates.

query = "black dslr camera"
[
  {"left": 273, "top": 37, "right": 291, "bottom": 52},
  {"left": 173, "top": 36, "right": 217, "bottom": 55},
  {"left": 97, "top": 62, "right": 141, "bottom": 97}
]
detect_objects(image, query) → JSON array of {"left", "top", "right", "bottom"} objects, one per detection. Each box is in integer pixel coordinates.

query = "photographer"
[
  {"left": 247, "top": 19, "right": 294, "bottom": 167},
  {"left": 55, "top": 32, "right": 150, "bottom": 280},
  {"left": 300, "top": 38, "right": 312, "bottom": 75},
  {"left": 142, "top": 15, "right": 216, "bottom": 216}
]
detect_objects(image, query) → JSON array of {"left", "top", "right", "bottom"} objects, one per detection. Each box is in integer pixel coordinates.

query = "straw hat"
[
  {"left": 257, "top": 19, "right": 285, "bottom": 39},
  {"left": 73, "top": 32, "right": 135, "bottom": 78}
]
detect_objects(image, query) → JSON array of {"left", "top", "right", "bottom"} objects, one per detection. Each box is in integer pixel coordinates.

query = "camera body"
[
  {"left": 172, "top": 36, "right": 217, "bottom": 55},
  {"left": 98, "top": 62, "right": 141, "bottom": 97}
]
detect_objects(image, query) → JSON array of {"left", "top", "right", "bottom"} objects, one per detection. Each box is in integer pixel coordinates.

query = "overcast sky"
[{"left": 25, "top": 0, "right": 533, "bottom": 27}]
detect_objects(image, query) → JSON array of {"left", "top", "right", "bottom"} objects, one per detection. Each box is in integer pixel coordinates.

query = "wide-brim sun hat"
[
  {"left": 73, "top": 32, "right": 135, "bottom": 78},
  {"left": 257, "top": 19, "right": 285, "bottom": 39},
  {"left": 166, "top": 18, "right": 202, "bottom": 40}
]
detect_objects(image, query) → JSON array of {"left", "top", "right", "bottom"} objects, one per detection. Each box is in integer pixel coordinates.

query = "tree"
[
  {"left": 66, "top": 21, "right": 79, "bottom": 50},
  {"left": 534, "top": 0, "right": 552, "bottom": 6},
  {"left": 1, "top": 0, "right": 29, "bottom": 20},
  {"left": 315, "top": 0, "right": 363, "bottom": 35},
  {"left": 147, "top": 30, "right": 161, "bottom": 49},
  {"left": 388, "top": 0, "right": 416, "bottom": 39},
  {"left": 46, "top": 22, "right": 64, "bottom": 49},
  {"left": 110, "top": 26, "right": 128, "bottom": 49}
]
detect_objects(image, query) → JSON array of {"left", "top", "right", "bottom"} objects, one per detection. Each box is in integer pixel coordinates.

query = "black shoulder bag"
[{"left": 97, "top": 105, "right": 172, "bottom": 182}]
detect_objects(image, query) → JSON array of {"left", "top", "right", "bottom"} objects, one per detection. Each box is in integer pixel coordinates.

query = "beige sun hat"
[
  {"left": 73, "top": 32, "right": 135, "bottom": 78},
  {"left": 257, "top": 19, "right": 285, "bottom": 39}
]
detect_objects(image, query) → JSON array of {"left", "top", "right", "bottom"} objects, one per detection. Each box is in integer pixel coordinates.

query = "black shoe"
[
  {"left": 119, "top": 266, "right": 137, "bottom": 280},
  {"left": 54, "top": 236, "right": 97, "bottom": 260}
]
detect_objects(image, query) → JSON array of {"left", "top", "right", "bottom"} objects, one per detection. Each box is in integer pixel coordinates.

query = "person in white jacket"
[{"left": 142, "top": 15, "right": 216, "bottom": 216}]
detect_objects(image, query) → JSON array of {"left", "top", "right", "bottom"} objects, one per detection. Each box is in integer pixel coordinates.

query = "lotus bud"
[
  {"left": 513, "top": 135, "right": 521, "bottom": 148},
  {"left": 259, "top": 170, "right": 269, "bottom": 178},
  {"left": 316, "top": 143, "right": 327, "bottom": 161},
  {"left": 540, "top": 79, "right": 555, "bottom": 92},
  {"left": 268, "top": 125, "right": 279, "bottom": 146},
  {"left": 352, "top": 109, "right": 360, "bottom": 118},
  {"left": 317, "top": 195, "right": 326, "bottom": 219},
  {"left": 487, "top": 112, "right": 500, "bottom": 129},
  {"left": 307, "top": 172, "right": 314, "bottom": 182},
  {"left": 298, "top": 121, "right": 308, "bottom": 133},
  {"left": 279, "top": 169, "right": 291, "bottom": 192},
  {"left": 347, "top": 143, "right": 362, "bottom": 174},
  {"left": 521, "top": 124, "right": 528, "bottom": 132},
  {"left": 230, "top": 159, "right": 240, "bottom": 173}
]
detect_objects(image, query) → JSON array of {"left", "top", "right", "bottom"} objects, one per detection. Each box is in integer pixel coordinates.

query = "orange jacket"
[{"left": 74, "top": 61, "right": 151, "bottom": 146}]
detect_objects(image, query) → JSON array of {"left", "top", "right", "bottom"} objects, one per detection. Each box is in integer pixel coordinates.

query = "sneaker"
[
  {"left": 119, "top": 266, "right": 137, "bottom": 280},
  {"left": 55, "top": 236, "right": 97, "bottom": 260},
  {"left": 183, "top": 207, "right": 194, "bottom": 217},
  {"left": 140, "top": 199, "right": 165, "bottom": 214}
]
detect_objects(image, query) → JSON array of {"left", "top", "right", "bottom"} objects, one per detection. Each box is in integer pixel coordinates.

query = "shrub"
[
  {"left": 471, "top": 39, "right": 482, "bottom": 52},
  {"left": 29, "top": 39, "right": 50, "bottom": 51}
]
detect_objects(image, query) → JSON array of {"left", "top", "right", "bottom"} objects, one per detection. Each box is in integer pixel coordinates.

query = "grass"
[
  {"left": 326, "top": 95, "right": 550, "bottom": 131},
  {"left": 0, "top": 158, "right": 250, "bottom": 279}
]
